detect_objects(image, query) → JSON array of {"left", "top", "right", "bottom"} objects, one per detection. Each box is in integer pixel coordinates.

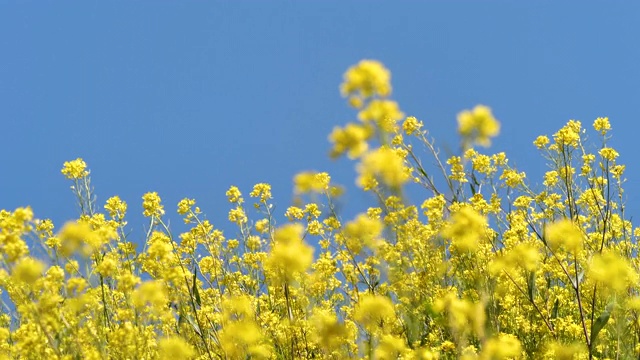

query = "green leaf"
[
  {"left": 192, "top": 267, "right": 201, "bottom": 307},
  {"left": 551, "top": 298, "right": 559, "bottom": 321},
  {"left": 527, "top": 271, "right": 536, "bottom": 302},
  {"left": 177, "top": 312, "right": 184, "bottom": 332},
  {"left": 469, "top": 173, "right": 481, "bottom": 195},
  {"left": 185, "top": 315, "right": 202, "bottom": 336},
  {"left": 590, "top": 300, "right": 614, "bottom": 347}
]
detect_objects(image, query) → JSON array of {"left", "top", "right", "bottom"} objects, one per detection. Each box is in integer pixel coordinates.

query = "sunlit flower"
[
  {"left": 457, "top": 105, "right": 500, "bottom": 147},
  {"left": 61, "top": 158, "right": 89, "bottom": 179}
]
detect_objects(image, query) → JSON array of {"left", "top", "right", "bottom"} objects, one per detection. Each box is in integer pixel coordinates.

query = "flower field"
[{"left": 1, "top": 60, "right": 637, "bottom": 359}]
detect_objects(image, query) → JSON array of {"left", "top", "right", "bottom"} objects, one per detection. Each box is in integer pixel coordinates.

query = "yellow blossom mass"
[
  {"left": 266, "top": 223, "right": 314, "bottom": 281},
  {"left": 545, "top": 218, "right": 583, "bottom": 252},
  {"left": 340, "top": 59, "right": 392, "bottom": 99},
  {"left": 61, "top": 158, "right": 89, "bottom": 179},
  {"left": 293, "top": 171, "right": 331, "bottom": 194},
  {"left": 328, "top": 122, "right": 373, "bottom": 159},
  {"left": 457, "top": 105, "right": 500, "bottom": 147},
  {"left": 357, "top": 146, "right": 410, "bottom": 188},
  {"left": 441, "top": 206, "right": 488, "bottom": 252}
]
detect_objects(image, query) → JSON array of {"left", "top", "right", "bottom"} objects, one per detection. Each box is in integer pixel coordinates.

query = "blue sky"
[{"left": 2, "top": 2, "right": 640, "bottom": 242}]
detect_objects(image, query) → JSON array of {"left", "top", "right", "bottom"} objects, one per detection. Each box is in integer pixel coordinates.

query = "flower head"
[
  {"left": 341, "top": 60, "right": 392, "bottom": 99},
  {"left": 357, "top": 147, "right": 409, "bottom": 188},
  {"left": 457, "top": 105, "right": 500, "bottom": 147},
  {"left": 328, "top": 123, "right": 373, "bottom": 159},
  {"left": 142, "top": 192, "right": 165, "bottom": 217},
  {"left": 61, "top": 158, "right": 89, "bottom": 179}
]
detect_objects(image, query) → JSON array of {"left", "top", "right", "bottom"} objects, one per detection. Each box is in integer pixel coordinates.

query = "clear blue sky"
[{"left": 2, "top": 3, "right": 640, "bottom": 240}]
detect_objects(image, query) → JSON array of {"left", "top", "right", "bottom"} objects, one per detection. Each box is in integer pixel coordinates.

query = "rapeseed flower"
[
  {"left": 142, "top": 192, "right": 164, "bottom": 217},
  {"left": 357, "top": 146, "right": 410, "bottom": 188},
  {"left": 545, "top": 219, "right": 583, "bottom": 253},
  {"left": 354, "top": 294, "right": 395, "bottom": 331},
  {"left": 266, "top": 224, "right": 313, "bottom": 281},
  {"left": 293, "top": 171, "right": 331, "bottom": 194},
  {"left": 158, "top": 337, "right": 196, "bottom": 360},
  {"left": 328, "top": 122, "right": 373, "bottom": 159},
  {"left": 402, "top": 116, "right": 423, "bottom": 135},
  {"left": 593, "top": 116, "right": 611, "bottom": 135},
  {"left": 61, "top": 158, "right": 89, "bottom": 179},
  {"left": 441, "top": 206, "right": 488, "bottom": 252},
  {"left": 457, "top": 105, "right": 500, "bottom": 147},
  {"left": 341, "top": 59, "right": 392, "bottom": 99},
  {"left": 12, "top": 257, "right": 44, "bottom": 285}
]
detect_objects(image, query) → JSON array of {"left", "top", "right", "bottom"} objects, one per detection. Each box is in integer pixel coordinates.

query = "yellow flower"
[
  {"left": 323, "top": 216, "right": 341, "bottom": 230},
  {"left": 306, "top": 220, "right": 323, "bottom": 235},
  {"left": 228, "top": 206, "right": 247, "bottom": 225},
  {"left": 12, "top": 257, "right": 45, "bottom": 285},
  {"left": 176, "top": 198, "right": 195, "bottom": 215},
  {"left": 340, "top": 59, "right": 392, "bottom": 99},
  {"left": 104, "top": 196, "right": 127, "bottom": 219},
  {"left": 250, "top": 183, "right": 272, "bottom": 204},
  {"left": 226, "top": 186, "right": 243, "bottom": 203},
  {"left": 348, "top": 96, "right": 364, "bottom": 109},
  {"left": 543, "top": 170, "right": 558, "bottom": 187},
  {"left": 593, "top": 116, "right": 611, "bottom": 134},
  {"left": 440, "top": 340, "right": 456, "bottom": 352},
  {"left": 293, "top": 172, "right": 331, "bottom": 194},
  {"left": 219, "top": 321, "right": 268, "bottom": 359},
  {"left": 357, "top": 147, "right": 410, "bottom": 188},
  {"left": 434, "top": 291, "right": 486, "bottom": 338},
  {"left": 222, "top": 294, "right": 254, "bottom": 321},
  {"left": 344, "top": 214, "right": 383, "bottom": 253},
  {"left": 441, "top": 206, "right": 488, "bottom": 252},
  {"left": 447, "top": 156, "right": 467, "bottom": 182},
  {"left": 95, "top": 254, "right": 118, "bottom": 277},
  {"left": 611, "top": 164, "right": 625, "bottom": 178},
  {"left": 328, "top": 122, "right": 373, "bottom": 159},
  {"left": 490, "top": 243, "right": 540, "bottom": 275},
  {"left": 254, "top": 219, "right": 270, "bottom": 234},
  {"left": 500, "top": 168, "right": 526, "bottom": 188},
  {"left": 358, "top": 99, "right": 404, "bottom": 131},
  {"left": 354, "top": 294, "right": 395, "bottom": 330},
  {"left": 284, "top": 206, "right": 305, "bottom": 221},
  {"left": 158, "top": 336, "right": 195, "bottom": 360},
  {"left": 480, "top": 333, "right": 522, "bottom": 359},
  {"left": 35, "top": 219, "right": 54, "bottom": 240},
  {"left": 145, "top": 231, "right": 172, "bottom": 260},
  {"left": 132, "top": 280, "right": 168, "bottom": 312},
  {"left": 304, "top": 203, "right": 321, "bottom": 218},
  {"left": 457, "top": 105, "right": 500, "bottom": 147},
  {"left": 553, "top": 120, "right": 581, "bottom": 147},
  {"left": 266, "top": 224, "right": 314, "bottom": 280},
  {"left": 66, "top": 277, "right": 88, "bottom": 294},
  {"left": 421, "top": 195, "right": 446, "bottom": 222},
  {"left": 375, "top": 335, "right": 408, "bottom": 359},
  {"left": 142, "top": 192, "right": 164, "bottom": 217},
  {"left": 544, "top": 219, "right": 583, "bottom": 252},
  {"left": 543, "top": 342, "right": 586, "bottom": 359},
  {"left": 492, "top": 152, "right": 507, "bottom": 166},
  {"left": 402, "top": 116, "right": 423, "bottom": 135},
  {"left": 310, "top": 309, "right": 349, "bottom": 351},
  {"left": 61, "top": 158, "right": 89, "bottom": 179},
  {"left": 599, "top": 147, "right": 619, "bottom": 161},
  {"left": 470, "top": 153, "right": 494, "bottom": 175},
  {"left": 533, "top": 135, "right": 550, "bottom": 149},
  {"left": 58, "top": 220, "right": 110, "bottom": 257},
  {"left": 588, "top": 250, "right": 638, "bottom": 294}
]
